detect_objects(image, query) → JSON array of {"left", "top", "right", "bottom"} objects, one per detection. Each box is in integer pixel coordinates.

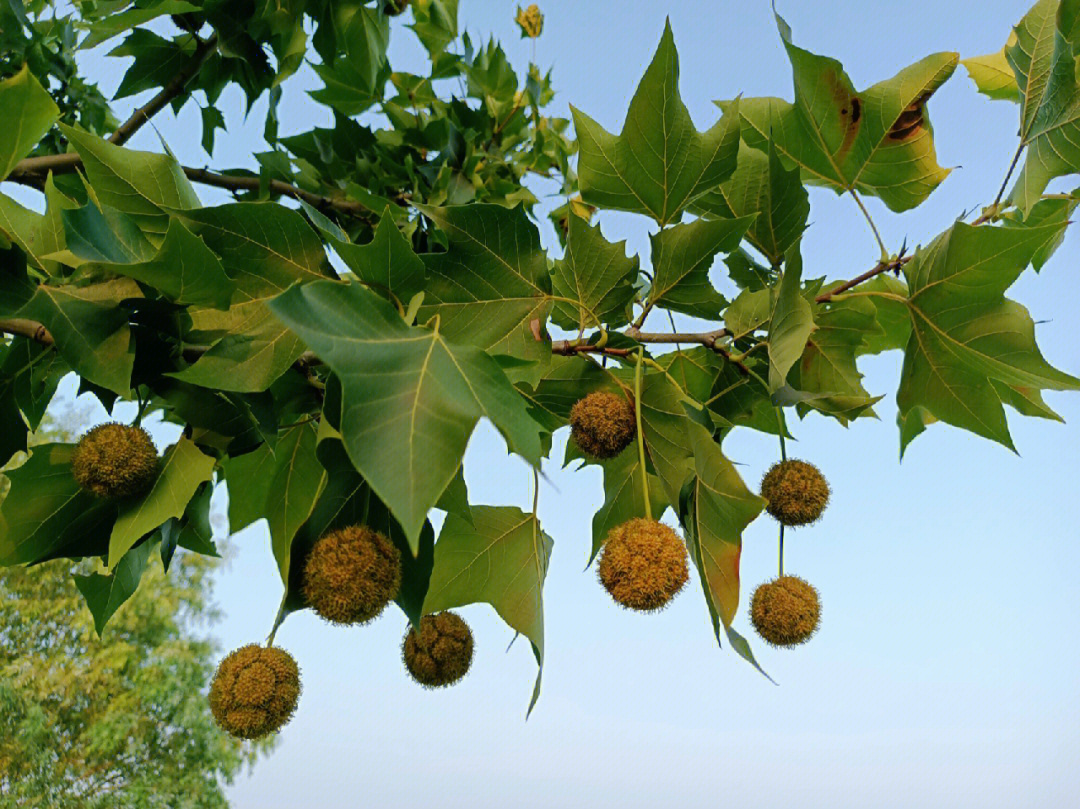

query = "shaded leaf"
[
  {"left": 19, "top": 278, "right": 140, "bottom": 393},
  {"left": 108, "top": 438, "right": 216, "bottom": 568},
  {"left": 74, "top": 539, "right": 153, "bottom": 636},
  {"left": 0, "top": 444, "right": 116, "bottom": 565},
  {"left": 304, "top": 203, "right": 425, "bottom": 304}
]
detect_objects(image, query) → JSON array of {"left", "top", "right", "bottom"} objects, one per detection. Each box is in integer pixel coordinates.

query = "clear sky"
[{"left": 8, "top": 1, "right": 1080, "bottom": 807}]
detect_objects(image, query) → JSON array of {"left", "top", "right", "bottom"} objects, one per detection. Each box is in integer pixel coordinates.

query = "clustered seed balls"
[
  {"left": 301, "top": 525, "right": 402, "bottom": 625},
  {"left": 70, "top": 423, "right": 159, "bottom": 499},
  {"left": 402, "top": 611, "right": 474, "bottom": 688},
  {"left": 750, "top": 576, "right": 820, "bottom": 647},
  {"left": 598, "top": 518, "right": 689, "bottom": 612},
  {"left": 209, "top": 645, "right": 301, "bottom": 739},
  {"left": 569, "top": 391, "right": 637, "bottom": 459},
  {"left": 760, "top": 459, "right": 830, "bottom": 526}
]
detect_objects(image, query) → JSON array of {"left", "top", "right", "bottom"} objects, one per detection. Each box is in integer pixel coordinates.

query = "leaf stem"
[
  {"left": 633, "top": 347, "right": 652, "bottom": 521},
  {"left": 266, "top": 593, "right": 288, "bottom": 647},
  {"left": 849, "top": 189, "right": 889, "bottom": 261},
  {"left": 775, "top": 405, "right": 788, "bottom": 461},
  {"left": 778, "top": 524, "right": 785, "bottom": 578},
  {"left": 973, "top": 143, "right": 1025, "bottom": 225}
]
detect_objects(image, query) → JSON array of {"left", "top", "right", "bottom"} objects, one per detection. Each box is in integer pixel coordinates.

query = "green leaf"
[
  {"left": 638, "top": 370, "right": 709, "bottom": 504},
  {"left": 0, "top": 178, "right": 78, "bottom": 276},
  {"left": 678, "top": 419, "right": 765, "bottom": 631},
  {"left": 789, "top": 296, "right": 885, "bottom": 424},
  {"left": 177, "top": 202, "right": 333, "bottom": 295},
  {"left": 962, "top": 46, "right": 1022, "bottom": 102},
  {"left": 108, "top": 438, "right": 216, "bottom": 568},
  {"left": 177, "top": 482, "right": 220, "bottom": 557},
  {"left": 571, "top": 21, "right": 741, "bottom": 224},
  {"left": 424, "top": 506, "right": 552, "bottom": 714},
  {"left": 170, "top": 299, "right": 307, "bottom": 392},
  {"left": 267, "top": 281, "right": 543, "bottom": 550},
  {"left": 855, "top": 274, "right": 912, "bottom": 356},
  {"left": 265, "top": 424, "right": 327, "bottom": 586},
  {"left": 693, "top": 141, "right": 810, "bottom": 266},
  {"left": 590, "top": 448, "right": 668, "bottom": 565},
  {"left": 418, "top": 203, "right": 552, "bottom": 365},
  {"left": 549, "top": 216, "right": 638, "bottom": 330},
  {"left": 723, "top": 288, "right": 772, "bottom": 339},
  {"left": 0, "top": 444, "right": 117, "bottom": 565},
  {"left": 724, "top": 16, "right": 957, "bottom": 212},
  {"left": 1007, "top": 0, "right": 1080, "bottom": 209},
  {"left": 767, "top": 244, "right": 815, "bottom": 391},
  {"left": 60, "top": 125, "right": 200, "bottom": 238},
  {"left": 60, "top": 203, "right": 156, "bottom": 265},
  {"left": 897, "top": 221, "right": 1080, "bottom": 451},
  {"left": 221, "top": 442, "right": 276, "bottom": 533},
  {"left": 169, "top": 203, "right": 333, "bottom": 391},
  {"left": 410, "top": 0, "right": 459, "bottom": 54},
  {"left": 0, "top": 65, "right": 60, "bottom": 180},
  {"left": 19, "top": 278, "right": 140, "bottom": 394},
  {"left": 74, "top": 540, "right": 153, "bottom": 636},
  {"left": 647, "top": 217, "right": 752, "bottom": 319},
  {"left": 999, "top": 191, "right": 1079, "bottom": 270},
  {"left": 304, "top": 202, "right": 425, "bottom": 304},
  {"left": 80, "top": 217, "right": 234, "bottom": 309},
  {"left": 0, "top": 336, "right": 64, "bottom": 431}
]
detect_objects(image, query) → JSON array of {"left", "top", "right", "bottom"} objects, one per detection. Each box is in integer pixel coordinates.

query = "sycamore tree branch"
[
  {"left": 4, "top": 34, "right": 379, "bottom": 223},
  {"left": 12, "top": 33, "right": 219, "bottom": 178}
]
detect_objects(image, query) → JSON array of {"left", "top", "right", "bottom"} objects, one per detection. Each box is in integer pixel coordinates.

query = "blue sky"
[{"left": 7, "top": 1, "right": 1080, "bottom": 807}]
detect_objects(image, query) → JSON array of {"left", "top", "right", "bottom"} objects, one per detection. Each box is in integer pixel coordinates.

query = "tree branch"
[
  {"left": 181, "top": 168, "right": 379, "bottom": 220},
  {"left": 11, "top": 34, "right": 219, "bottom": 180},
  {"left": 0, "top": 318, "right": 53, "bottom": 346}
]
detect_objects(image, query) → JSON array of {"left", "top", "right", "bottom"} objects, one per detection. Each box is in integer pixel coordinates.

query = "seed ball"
[
  {"left": 301, "top": 525, "right": 402, "bottom": 625},
  {"left": 750, "top": 576, "right": 820, "bottom": 647},
  {"left": 402, "top": 611, "right": 474, "bottom": 688},
  {"left": 569, "top": 391, "right": 636, "bottom": 460},
  {"left": 70, "top": 423, "right": 159, "bottom": 499},
  {"left": 209, "top": 645, "right": 301, "bottom": 739},
  {"left": 760, "top": 459, "right": 830, "bottom": 526},
  {"left": 382, "top": 0, "right": 409, "bottom": 14},
  {"left": 597, "top": 518, "right": 689, "bottom": 612}
]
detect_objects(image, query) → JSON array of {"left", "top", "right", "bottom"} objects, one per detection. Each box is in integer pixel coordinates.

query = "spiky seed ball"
[
  {"left": 301, "top": 525, "right": 402, "bottom": 625},
  {"left": 750, "top": 576, "right": 820, "bottom": 647},
  {"left": 402, "top": 611, "right": 474, "bottom": 688},
  {"left": 70, "top": 423, "right": 159, "bottom": 499},
  {"left": 569, "top": 391, "right": 636, "bottom": 460},
  {"left": 597, "top": 518, "right": 689, "bottom": 612},
  {"left": 382, "top": 0, "right": 409, "bottom": 15},
  {"left": 760, "top": 459, "right": 830, "bottom": 527},
  {"left": 209, "top": 645, "right": 301, "bottom": 739}
]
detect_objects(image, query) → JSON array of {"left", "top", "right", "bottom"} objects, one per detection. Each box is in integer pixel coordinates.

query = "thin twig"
[{"left": 814, "top": 255, "right": 912, "bottom": 303}]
